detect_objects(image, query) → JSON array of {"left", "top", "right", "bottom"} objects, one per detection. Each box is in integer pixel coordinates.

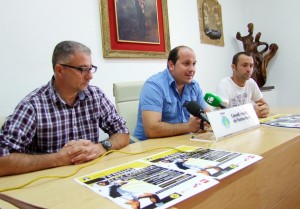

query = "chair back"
[
  {"left": 113, "top": 81, "right": 144, "bottom": 137},
  {"left": 0, "top": 116, "right": 6, "bottom": 127}
]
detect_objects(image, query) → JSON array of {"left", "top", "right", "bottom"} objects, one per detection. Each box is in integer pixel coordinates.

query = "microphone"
[
  {"left": 183, "top": 101, "right": 210, "bottom": 127},
  {"left": 204, "top": 92, "right": 226, "bottom": 109}
]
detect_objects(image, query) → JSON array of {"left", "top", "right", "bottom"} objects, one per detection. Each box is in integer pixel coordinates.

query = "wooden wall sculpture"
[
  {"left": 198, "top": 0, "right": 224, "bottom": 46},
  {"left": 236, "top": 23, "right": 279, "bottom": 87}
]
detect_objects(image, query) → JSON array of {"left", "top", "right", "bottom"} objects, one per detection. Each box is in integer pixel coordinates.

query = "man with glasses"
[{"left": 0, "top": 41, "right": 130, "bottom": 176}]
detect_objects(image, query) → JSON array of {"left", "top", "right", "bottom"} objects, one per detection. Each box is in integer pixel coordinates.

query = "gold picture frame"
[
  {"left": 198, "top": 0, "right": 224, "bottom": 46},
  {"left": 100, "top": 0, "right": 171, "bottom": 58}
]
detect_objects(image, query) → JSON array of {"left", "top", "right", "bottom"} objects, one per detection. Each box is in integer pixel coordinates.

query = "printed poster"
[
  {"left": 260, "top": 114, "right": 300, "bottom": 128},
  {"left": 141, "top": 145, "right": 262, "bottom": 180},
  {"left": 75, "top": 145, "right": 262, "bottom": 209},
  {"left": 75, "top": 161, "right": 218, "bottom": 209}
]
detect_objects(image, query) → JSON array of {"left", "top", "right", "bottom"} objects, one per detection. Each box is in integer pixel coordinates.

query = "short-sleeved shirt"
[
  {"left": 216, "top": 77, "right": 263, "bottom": 107},
  {"left": 0, "top": 78, "right": 129, "bottom": 156},
  {"left": 134, "top": 68, "right": 207, "bottom": 140}
]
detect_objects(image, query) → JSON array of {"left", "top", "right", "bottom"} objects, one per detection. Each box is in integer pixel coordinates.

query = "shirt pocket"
[
  {"left": 162, "top": 97, "right": 178, "bottom": 121},
  {"left": 80, "top": 113, "right": 99, "bottom": 129}
]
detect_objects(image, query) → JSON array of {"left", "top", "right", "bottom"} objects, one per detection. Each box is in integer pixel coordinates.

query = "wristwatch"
[{"left": 101, "top": 140, "right": 112, "bottom": 151}]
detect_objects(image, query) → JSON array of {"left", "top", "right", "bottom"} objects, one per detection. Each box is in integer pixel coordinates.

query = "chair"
[
  {"left": 0, "top": 116, "right": 6, "bottom": 127},
  {"left": 113, "top": 81, "right": 144, "bottom": 142}
]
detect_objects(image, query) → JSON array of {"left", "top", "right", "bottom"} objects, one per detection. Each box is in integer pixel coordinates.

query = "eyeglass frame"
[{"left": 58, "top": 63, "right": 98, "bottom": 75}]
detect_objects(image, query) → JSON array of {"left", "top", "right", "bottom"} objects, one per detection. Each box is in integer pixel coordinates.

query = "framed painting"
[
  {"left": 198, "top": 0, "right": 224, "bottom": 46},
  {"left": 100, "top": 0, "right": 171, "bottom": 58}
]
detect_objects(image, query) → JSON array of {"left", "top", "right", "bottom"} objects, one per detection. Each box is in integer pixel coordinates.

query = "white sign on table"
[{"left": 192, "top": 104, "right": 260, "bottom": 141}]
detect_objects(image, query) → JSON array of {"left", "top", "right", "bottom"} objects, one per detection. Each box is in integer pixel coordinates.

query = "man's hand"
[
  {"left": 187, "top": 116, "right": 201, "bottom": 133},
  {"left": 62, "top": 140, "right": 105, "bottom": 165},
  {"left": 188, "top": 116, "right": 210, "bottom": 133},
  {"left": 255, "top": 102, "right": 269, "bottom": 118}
]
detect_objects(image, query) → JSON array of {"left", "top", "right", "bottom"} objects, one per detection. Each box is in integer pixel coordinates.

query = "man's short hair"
[
  {"left": 167, "top": 45, "right": 193, "bottom": 66},
  {"left": 232, "top": 51, "right": 252, "bottom": 65},
  {"left": 52, "top": 40, "right": 91, "bottom": 70}
]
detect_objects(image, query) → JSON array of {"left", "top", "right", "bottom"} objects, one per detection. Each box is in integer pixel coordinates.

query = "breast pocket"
[
  {"left": 162, "top": 99, "right": 179, "bottom": 122},
  {"left": 81, "top": 113, "right": 99, "bottom": 130}
]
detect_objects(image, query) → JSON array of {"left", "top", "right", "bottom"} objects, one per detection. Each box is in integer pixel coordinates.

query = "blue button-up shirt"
[{"left": 134, "top": 68, "right": 207, "bottom": 140}]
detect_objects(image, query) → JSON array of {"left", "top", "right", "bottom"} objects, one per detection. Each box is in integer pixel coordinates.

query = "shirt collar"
[{"left": 49, "top": 76, "right": 89, "bottom": 105}]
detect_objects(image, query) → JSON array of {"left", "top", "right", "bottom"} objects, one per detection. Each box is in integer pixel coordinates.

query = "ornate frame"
[
  {"left": 100, "top": 0, "right": 171, "bottom": 58},
  {"left": 198, "top": 0, "right": 224, "bottom": 46}
]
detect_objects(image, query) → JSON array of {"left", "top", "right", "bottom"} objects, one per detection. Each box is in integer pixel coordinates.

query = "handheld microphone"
[
  {"left": 183, "top": 101, "right": 210, "bottom": 126},
  {"left": 204, "top": 92, "right": 226, "bottom": 109}
]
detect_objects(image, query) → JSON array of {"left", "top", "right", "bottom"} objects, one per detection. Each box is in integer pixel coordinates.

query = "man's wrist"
[{"left": 101, "top": 140, "right": 112, "bottom": 151}]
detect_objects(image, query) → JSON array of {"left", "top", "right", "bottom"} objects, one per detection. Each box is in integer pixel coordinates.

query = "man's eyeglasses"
[{"left": 59, "top": 64, "right": 97, "bottom": 75}]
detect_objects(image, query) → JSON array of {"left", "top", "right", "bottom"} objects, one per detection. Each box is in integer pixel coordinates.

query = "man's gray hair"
[{"left": 52, "top": 41, "right": 91, "bottom": 70}]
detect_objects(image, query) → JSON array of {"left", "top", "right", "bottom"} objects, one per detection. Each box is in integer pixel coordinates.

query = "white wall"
[
  {"left": 0, "top": 0, "right": 299, "bottom": 117},
  {"left": 241, "top": 0, "right": 300, "bottom": 107}
]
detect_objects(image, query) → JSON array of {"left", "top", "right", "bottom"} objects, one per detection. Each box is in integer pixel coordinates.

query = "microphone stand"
[
  {"left": 200, "top": 120, "right": 205, "bottom": 130},
  {"left": 198, "top": 109, "right": 206, "bottom": 130}
]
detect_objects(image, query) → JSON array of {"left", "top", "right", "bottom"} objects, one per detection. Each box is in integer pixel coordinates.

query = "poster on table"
[
  {"left": 260, "top": 114, "right": 300, "bottom": 128},
  {"left": 75, "top": 145, "right": 262, "bottom": 209},
  {"left": 141, "top": 145, "right": 262, "bottom": 180},
  {"left": 75, "top": 161, "right": 218, "bottom": 209}
]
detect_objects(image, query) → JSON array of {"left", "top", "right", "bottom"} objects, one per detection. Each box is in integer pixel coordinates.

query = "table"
[{"left": 1, "top": 107, "right": 300, "bottom": 209}]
